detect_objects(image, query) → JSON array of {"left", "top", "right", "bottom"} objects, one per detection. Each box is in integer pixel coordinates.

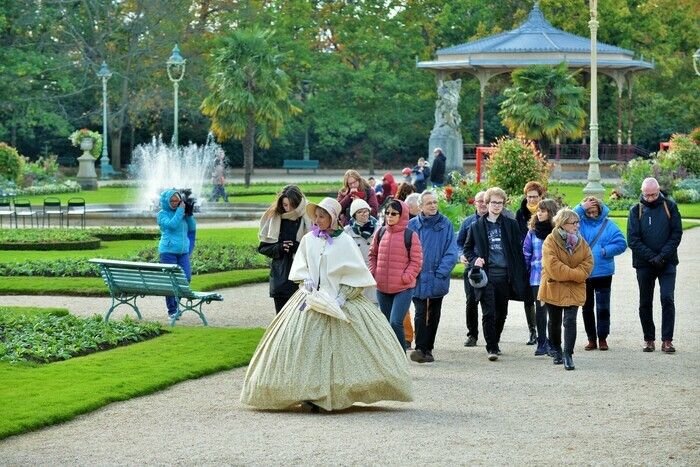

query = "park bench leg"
[
  {"left": 104, "top": 294, "right": 142, "bottom": 322},
  {"left": 178, "top": 298, "right": 209, "bottom": 326}
]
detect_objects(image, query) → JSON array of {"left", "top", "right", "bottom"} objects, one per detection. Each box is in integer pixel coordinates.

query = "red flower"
[
  {"left": 468, "top": 197, "right": 475, "bottom": 205},
  {"left": 444, "top": 185, "right": 454, "bottom": 201}
]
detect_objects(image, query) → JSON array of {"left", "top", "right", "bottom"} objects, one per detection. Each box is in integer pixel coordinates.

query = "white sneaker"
[{"left": 488, "top": 352, "right": 498, "bottom": 361}]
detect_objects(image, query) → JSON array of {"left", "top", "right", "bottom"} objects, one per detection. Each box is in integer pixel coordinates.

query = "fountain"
[{"left": 129, "top": 135, "right": 221, "bottom": 213}]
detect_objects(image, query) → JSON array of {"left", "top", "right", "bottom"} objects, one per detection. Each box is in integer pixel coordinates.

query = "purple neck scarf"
[{"left": 311, "top": 224, "right": 334, "bottom": 244}]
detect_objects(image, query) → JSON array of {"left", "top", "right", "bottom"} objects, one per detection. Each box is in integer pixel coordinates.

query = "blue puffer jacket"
[
  {"left": 574, "top": 202, "right": 626, "bottom": 278},
  {"left": 157, "top": 188, "right": 196, "bottom": 254},
  {"left": 408, "top": 212, "right": 459, "bottom": 299}
]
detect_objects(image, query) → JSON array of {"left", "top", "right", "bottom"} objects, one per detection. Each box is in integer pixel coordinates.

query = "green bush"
[
  {"left": 486, "top": 137, "right": 550, "bottom": 197},
  {"left": 618, "top": 157, "right": 653, "bottom": 197},
  {"left": 0, "top": 229, "right": 101, "bottom": 251},
  {"left": 606, "top": 197, "right": 637, "bottom": 212},
  {"left": 671, "top": 188, "right": 700, "bottom": 204},
  {"left": 0, "top": 143, "right": 25, "bottom": 185},
  {"left": 91, "top": 226, "right": 160, "bottom": 241},
  {"left": 0, "top": 311, "right": 164, "bottom": 364},
  {"left": 676, "top": 178, "right": 700, "bottom": 193},
  {"left": 668, "top": 133, "right": 700, "bottom": 176}
]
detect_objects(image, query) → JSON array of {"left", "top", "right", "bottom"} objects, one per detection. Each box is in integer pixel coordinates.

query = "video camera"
[{"left": 178, "top": 188, "right": 198, "bottom": 217}]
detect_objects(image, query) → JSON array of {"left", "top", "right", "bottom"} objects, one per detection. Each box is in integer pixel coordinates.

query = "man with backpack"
[
  {"left": 628, "top": 177, "right": 683, "bottom": 353},
  {"left": 408, "top": 190, "right": 459, "bottom": 363}
]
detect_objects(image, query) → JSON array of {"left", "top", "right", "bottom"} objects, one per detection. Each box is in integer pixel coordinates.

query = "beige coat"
[{"left": 537, "top": 232, "right": 593, "bottom": 307}]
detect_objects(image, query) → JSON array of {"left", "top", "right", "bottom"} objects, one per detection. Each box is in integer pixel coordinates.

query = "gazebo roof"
[{"left": 418, "top": 4, "right": 653, "bottom": 74}]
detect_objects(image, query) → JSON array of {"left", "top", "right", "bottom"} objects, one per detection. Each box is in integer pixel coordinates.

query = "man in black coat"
[
  {"left": 464, "top": 187, "right": 528, "bottom": 361},
  {"left": 627, "top": 177, "right": 683, "bottom": 353},
  {"left": 430, "top": 147, "right": 446, "bottom": 187}
]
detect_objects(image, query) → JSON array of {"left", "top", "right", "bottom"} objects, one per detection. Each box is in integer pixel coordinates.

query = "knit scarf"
[
  {"left": 349, "top": 216, "right": 378, "bottom": 239},
  {"left": 557, "top": 228, "right": 579, "bottom": 254},
  {"left": 534, "top": 219, "right": 554, "bottom": 240},
  {"left": 258, "top": 199, "right": 311, "bottom": 243},
  {"left": 527, "top": 203, "right": 538, "bottom": 214}
]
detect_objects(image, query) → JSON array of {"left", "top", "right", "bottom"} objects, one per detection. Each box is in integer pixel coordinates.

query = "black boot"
[
  {"left": 563, "top": 352, "right": 575, "bottom": 370},
  {"left": 552, "top": 350, "right": 563, "bottom": 365},
  {"left": 525, "top": 303, "right": 537, "bottom": 345}
]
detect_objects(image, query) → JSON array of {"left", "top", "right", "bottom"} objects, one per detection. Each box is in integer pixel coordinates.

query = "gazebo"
[{"left": 417, "top": 3, "right": 653, "bottom": 162}]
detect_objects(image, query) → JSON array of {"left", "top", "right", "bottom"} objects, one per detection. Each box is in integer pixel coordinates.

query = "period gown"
[{"left": 240, "top": 229, "right": 413, "bottom": 411}]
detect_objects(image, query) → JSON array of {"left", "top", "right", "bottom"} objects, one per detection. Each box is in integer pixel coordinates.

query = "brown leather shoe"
[
  {"left": 584, "top": 339, "right": 597, "bottom": 351},
  {"left": 643, "top": 340, "right": 655, "bottom": 352},
  {"left": 598, "top": 338, "right": 609, "bottom": 351},
  {"left": 661, "top": 340, "right": 676, "bottom": 353}
]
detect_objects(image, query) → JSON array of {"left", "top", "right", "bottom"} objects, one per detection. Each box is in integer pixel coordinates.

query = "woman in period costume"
[
  {"left": 240, "top": 198, "right": 413, "bottom": 412},
  {"left": 257, "top": 185, "right": 313, "bottom": 313}
]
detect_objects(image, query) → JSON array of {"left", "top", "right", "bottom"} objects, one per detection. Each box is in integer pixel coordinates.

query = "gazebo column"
[
  {"left": 626, "top": 74, "right": 635, "bottom": 160},
  {"left": 608, "top": 70, "right": 627, "bottom": 161},
  {"left": 473, "top": 70, "right": 496, "bottom": 146}
]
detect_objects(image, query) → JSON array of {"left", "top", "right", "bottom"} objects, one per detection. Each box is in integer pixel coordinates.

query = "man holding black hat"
[{"left": 464, "top": 187, "right": 528, "bottom": 361}]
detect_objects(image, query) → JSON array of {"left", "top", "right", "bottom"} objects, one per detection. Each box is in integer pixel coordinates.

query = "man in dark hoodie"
[
  {"left": 628, "top": 177, "right": 683, "bottom": 353},
  {"left": 429, "top": 148, "right": 447, "bottom": 187}
]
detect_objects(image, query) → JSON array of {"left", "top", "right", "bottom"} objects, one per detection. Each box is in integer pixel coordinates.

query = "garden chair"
[
  {"left": 0, "top": 200, "right": 16, "bottom": 228},
  {"left": 42, "top": 197, "right": 64, "bottom": 228},
  {"left": 66, "top": 197, "right": 86, "bottom": 228},
  {"left": 14, "top": 199, "right": 39, "bottom": 228}
]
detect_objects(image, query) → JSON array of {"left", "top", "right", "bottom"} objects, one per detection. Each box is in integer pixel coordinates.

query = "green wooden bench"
[
  {"left": 89, "top": 258, "right": 223, "bottom": 326},
  {"left": 282, "top": 159, "right": 319, "bottom": 173}
]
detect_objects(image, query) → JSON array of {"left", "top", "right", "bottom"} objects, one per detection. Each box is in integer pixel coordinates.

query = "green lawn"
[{"left": 0, "top": 306, "right": 263, "bottom": 440}]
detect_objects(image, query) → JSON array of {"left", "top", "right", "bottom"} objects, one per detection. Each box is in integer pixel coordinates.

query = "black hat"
[{"left": 468, "top": 266, "right": 488, "bottom": 289}]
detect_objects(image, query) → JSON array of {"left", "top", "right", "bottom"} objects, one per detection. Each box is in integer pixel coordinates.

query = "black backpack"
[{"left": 376, "top": 226, "right": 414, "bottom": 259}]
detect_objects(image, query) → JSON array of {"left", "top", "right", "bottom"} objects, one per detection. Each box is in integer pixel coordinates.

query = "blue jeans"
[
  {"left": 210, "top": 184, "right": 228, "bottom": 202},
  {"left": 376, "top": 288, "right": 414, "bottom": 350},
  {"left": 636, "top": 265, "right": 676, "bottom": 341},
  {"left": 160, "top": 252, "right": 192, "bottom": 316}
]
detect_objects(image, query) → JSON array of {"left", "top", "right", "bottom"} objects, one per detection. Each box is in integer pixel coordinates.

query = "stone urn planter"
[{"left": 80, "top": 137, "right": 95, "bottom": 152}]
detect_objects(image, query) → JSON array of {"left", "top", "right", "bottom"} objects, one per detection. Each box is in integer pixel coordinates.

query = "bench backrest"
[
  {"left": 89, "top": 259, "right": 195, "bottom": 298},
  {"left": 283, "top": 160, "right": 319, "bottom": 168}
]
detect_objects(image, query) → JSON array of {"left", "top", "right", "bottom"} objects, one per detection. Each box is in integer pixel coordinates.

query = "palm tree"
[
  {"left": 201, "top": 27, "right": 300, "bottom": 187},
  {"left": 498, "top": 63, "right": 586, "bottom": 156}
]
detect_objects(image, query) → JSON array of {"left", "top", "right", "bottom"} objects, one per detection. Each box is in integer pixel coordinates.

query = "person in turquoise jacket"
[
  {"left": 573, "top": 197, "right": 626, "bottom": 351},
  {"left": 158, "top": 188, "right": 197, "bottom": 318}
]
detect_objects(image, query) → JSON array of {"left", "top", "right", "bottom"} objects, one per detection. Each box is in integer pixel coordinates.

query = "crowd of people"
[{"left": 156, "top": 150, "right": 684, "bottom": 412}]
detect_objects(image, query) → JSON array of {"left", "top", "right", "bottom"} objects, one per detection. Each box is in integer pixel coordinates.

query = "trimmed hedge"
[
  {"left": 0, "top": 239, "right": 101, "bottom": 251},
  {"left": 91, "top": 227, "right": 160, "bottom": 241}
]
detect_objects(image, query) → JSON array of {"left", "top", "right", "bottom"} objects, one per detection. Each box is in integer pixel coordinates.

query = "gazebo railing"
[{"left": 464, "top": 143, "right": 650, "bottom": 162}]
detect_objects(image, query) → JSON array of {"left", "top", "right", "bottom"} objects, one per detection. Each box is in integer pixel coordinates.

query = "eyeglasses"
[
  {"left": 526, "top": 195, "right": 541, "bottom": 200},
  {"left": 385, "top": 211, "right": 400, "bottom": 217},
  {"left": 642, "top": 191, "right": 659, "bottom": 199},
  {"left": 565, "top": 221, "right": 580, "bottom": 225},
  {"left": 489, "top": 201, "right": 504, "bottom": 206}
]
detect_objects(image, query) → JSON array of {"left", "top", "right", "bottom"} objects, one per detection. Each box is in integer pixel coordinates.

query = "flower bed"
[{"left": 0, "top": 308, "right": 164, "bottom": 364}]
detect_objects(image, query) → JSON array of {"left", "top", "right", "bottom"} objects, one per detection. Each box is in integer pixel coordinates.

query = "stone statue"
[
  {"left": 434, "top": 79, "right": 462, "bottom": 130},
  {"left": 429, "top": 79, "right": 463, "bottom": 174}
]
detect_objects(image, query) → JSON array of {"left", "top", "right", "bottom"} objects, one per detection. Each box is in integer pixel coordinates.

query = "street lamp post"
[
  {"left": 96, "top": 61, "right": 116, "bottom": 179},
  {"left": 166, "top": 44, "right": 186, "bottom": 146},
  {"left": 301, "top": 80, "right": 311, "bottom": 161},
  {"left": 693, "top": 48, "right": 700, "bottom": 76},
  {"left": 583, "top": 0, "right": 605, "bottom": 198}
]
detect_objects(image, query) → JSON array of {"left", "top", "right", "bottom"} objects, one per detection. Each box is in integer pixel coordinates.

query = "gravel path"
[{"left": 1, "top": 229, "right": 699, "bottom": 465}]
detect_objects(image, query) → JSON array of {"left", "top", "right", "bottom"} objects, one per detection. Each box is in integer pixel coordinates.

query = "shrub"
[
  {"left": 22, "top": 155, "right": 62, "bottom": 186},
  {"left": 14, "top": 180, "right": 81, "bottom": 196},
  {"left": 606, "top": 197, "right": 637, "bottom": 212},
  {"left": 437, "top": 171, "right": 487, "bottom": 229},
  {"left": 618, "top": 157, "right": 653, "bottom": 197},
  {"left": 676, "top": 178, "right": 700, "bottom": 193},
  {"left": 690, "top": 127, "right": 700, "bottom": 145},
  {"left": 0, "top": 143, "right": 25, "bottom": 185},
  {"left": 486, "top": 137, "right": 550, "bottom": 197},
  {"left": 668, "top": 133, "right": 700, "bottom": 176},
  {"left": 671, "top": 188, "right": 700, "bottom": 204},
  {"left": 91, "top": 226, "right": 160, "bottom": 241}
]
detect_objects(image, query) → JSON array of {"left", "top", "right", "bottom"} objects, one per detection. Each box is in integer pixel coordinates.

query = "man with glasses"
[
  {"left": 407, "top": 190, "right": 459, "bottom": 363},
  {"left": 628, "top": 177, "right": 683, "bottom": 353},
  {"left": 457, "top": 191, "right": 488, "bottom": 347},
  {"left": 464, "top": 187, "right": 528, "bottom": 361}
]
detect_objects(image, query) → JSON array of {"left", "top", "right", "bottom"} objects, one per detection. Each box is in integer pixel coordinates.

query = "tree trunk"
[{"left": 243, "top": 110, "right": 256, "bottom": 187}]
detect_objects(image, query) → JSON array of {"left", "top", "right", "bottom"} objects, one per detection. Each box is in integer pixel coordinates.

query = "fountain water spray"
[{"left": 130, "top": 134, "right": 222, "bottom": 212}]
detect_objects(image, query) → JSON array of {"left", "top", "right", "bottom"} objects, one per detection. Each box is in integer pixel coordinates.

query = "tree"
[
  {"left": 498, "top": 63, "right": 586, "bottom": 155},
  {"left": 201, "top": 27, "right": 299, "bottom": 187}
]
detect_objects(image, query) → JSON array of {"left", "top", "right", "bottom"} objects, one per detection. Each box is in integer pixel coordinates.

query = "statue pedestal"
[
  {"left": 429, "top": 127, "right": 464, "bottom": 175},
  {"left": 76, "top": 151, "right": 98, "bottom": 190}
]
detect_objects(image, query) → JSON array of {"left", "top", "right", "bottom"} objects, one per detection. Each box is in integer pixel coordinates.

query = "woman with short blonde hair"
[{"left": 538, "top": 208, "right": 593, "bottom": 370}]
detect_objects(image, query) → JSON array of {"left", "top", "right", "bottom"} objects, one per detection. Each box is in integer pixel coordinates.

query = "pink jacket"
[{"left": 368, "top": 200, "right": 423, "bottom": 294}]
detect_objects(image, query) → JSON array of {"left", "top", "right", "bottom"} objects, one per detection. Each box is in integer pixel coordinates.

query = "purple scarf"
[{"left": 311, "top": 224, "right": 334, "bottom": 244}]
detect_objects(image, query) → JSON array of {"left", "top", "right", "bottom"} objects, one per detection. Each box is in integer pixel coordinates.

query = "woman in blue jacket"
[
  {"left": 158, "top": 188, "right": 197, "bottom": 318},
  {"left": 574, "top": 197, "right": 627, "bottom": 351}
]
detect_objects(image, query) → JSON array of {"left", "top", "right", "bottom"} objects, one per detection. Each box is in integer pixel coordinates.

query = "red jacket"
[
  {"left": 377, "top": 172, "right": 398, "bottom": 204},
  {"left": 368, "top": 200, "right": 423, "bottom": 294}
]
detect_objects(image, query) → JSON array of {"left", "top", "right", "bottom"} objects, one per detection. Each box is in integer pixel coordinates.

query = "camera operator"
[{"left": 158, "top": 188, "right": 197, "bottom": 319}]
